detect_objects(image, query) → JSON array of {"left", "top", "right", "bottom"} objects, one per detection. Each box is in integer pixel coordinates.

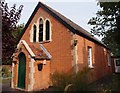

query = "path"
[{"left": 2, "top": 78, "right": 21, "bottom": 92}]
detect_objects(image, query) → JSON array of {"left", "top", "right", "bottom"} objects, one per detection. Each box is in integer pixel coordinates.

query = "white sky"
[{"left": 5, "top": 0, "right": 102, "bottom": 40}]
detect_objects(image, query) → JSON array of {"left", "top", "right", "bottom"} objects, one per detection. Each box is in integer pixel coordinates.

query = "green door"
[{"left": 18, "top": 52, "right": 26, "bottom": 89}]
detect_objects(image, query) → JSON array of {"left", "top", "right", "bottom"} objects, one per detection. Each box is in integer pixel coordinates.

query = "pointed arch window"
[
  {"left": 33, "top": 25, "right": 37, "bottom": 42},
  {"left": 39, "top": 18, "right": 43, "bottom": 42},
  {"left": 45, "top": 20, "right": 50, "bottom": 41}
]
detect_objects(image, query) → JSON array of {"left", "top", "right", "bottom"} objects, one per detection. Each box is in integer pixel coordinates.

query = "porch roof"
[
  {"left": 29, "top": 44, "right": 51, "bottom": 60},
  {"left": 17, "top": 40, "right": 51, "bottom": 60}
]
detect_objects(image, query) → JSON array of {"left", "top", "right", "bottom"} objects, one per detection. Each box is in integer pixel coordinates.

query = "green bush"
[
  {"left": 50, "top": 71, "right": 72, "bottom": 91},
  {"left": 50, "top": 67, "right": 90, "bottom": 91},
  {"left": 72, "top": 67, "right": 90, "bottom": 91},
  {"left": 2, "top": 66, "right": 9, "bottom": 74},
  {"left": 112, "top": 74, "right": 120, "bottom": 91},
  {"left": 2, "top": 66, "right": 11, "bottom": 78}
]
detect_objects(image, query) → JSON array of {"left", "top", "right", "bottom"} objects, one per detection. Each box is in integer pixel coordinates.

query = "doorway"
[{"left": 18, "top": 52, "right": 26, "bottom": 89}]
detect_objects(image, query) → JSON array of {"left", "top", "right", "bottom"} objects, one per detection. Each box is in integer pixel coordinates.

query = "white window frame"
[
  {"left": 114, "top": 58, "right": 120, "bottom": 73},
  {"left": 88, "top": 47, "right": 94, "bottom": 68},
  {"left": 30, "top": 23, "right": 37, "bottom": 42},
  {"left": 33, "top": 24, "right": 37, "bottom": 42},
  {"left": 37, "top": 17, "right": 44, "bottom": 42},
  {"left": 30, "top": 18, "right": 52, "bottom": 42},
  {"left": 44, "top": 19, "right": 52, "bottom": 41}
]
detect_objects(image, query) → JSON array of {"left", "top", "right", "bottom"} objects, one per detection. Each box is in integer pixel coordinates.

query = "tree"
[
  {"left": 12, "top": 23, "right": 24, "bottom": 38},
  {"left": 88, "top": 2, "right": 120, "bottom": 56},
  {"left": 1, "top": 1, "right": 24, "bottom": 64}
]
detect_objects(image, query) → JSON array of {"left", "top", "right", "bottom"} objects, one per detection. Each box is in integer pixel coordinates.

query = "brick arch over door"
[{"left": 18, "top": 52, "right": 26, "bottom": 89}]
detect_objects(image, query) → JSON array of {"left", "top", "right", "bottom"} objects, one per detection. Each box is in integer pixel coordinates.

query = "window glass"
[
  {"left": 39, "top": 19, "right": 43, "bottom": 42},
  {"left": 33, "top": 25, "right": 37, "bottom": 42},
  {"left": 88, "top": 47, "right": 93, "bottom": 67},
  {"left": 45, "top": 20, "right": 50, "bottom": 40},
  {"left": 116, "top": 59, "right": 120, "bottom": 66}
]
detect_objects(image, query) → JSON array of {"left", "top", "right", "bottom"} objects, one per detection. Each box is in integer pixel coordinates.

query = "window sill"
[
  {"left": 88, "top": 65, "right": 94, "bottom": 69},
  {"left": 39, "top": 40, "right": 51, "bottom": 44}
]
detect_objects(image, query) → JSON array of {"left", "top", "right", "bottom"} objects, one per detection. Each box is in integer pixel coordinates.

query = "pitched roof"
[
  {"left": 17, "top": 40, "right": 51, "bottom": 60},
  {"left": 29, "top": 44, "right": 51, "bottom": 60},
  {"left": 18, "top": 2, "right": 108, "bottom": 49}
]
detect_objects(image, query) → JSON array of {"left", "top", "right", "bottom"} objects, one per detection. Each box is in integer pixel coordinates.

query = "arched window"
[
  {"left": 33, "top": 25, "right": 37, "bottom": 42},
  {"left": 45, "top": 20, "right": 50, "bottom": 41},
  {"left": 39, "top": 18, "right": 43, "bottom": 42}
]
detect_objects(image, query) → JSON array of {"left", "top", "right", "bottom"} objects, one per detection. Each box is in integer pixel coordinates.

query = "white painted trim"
[
  {"left": 17, "top": 41, "right": 22, "bottom": 50},
  {"left": 28, "top": 58, "right": 35, "bottom": 91},
  {"left": 75, "top": 45, "right": 78, "bottom": 73},
  {"left": 88, "top": 47, "right": 94, "bottom": 68},
  {"left": 36, "top": 23, "right": 39, "bottom": 42},
  {"left": 71, "top": 33, "right": 74, "bottom": 67},
  {"left": 88, "top": 65, "right": 94, "bottom": 69},
  {"left": 114, "top": 58, "right": 120, "bottom": 73},
  {"left": 11, "top": 63, "right": 14, "bottom": 88},
  {"left": 17, "top": 40, "right": 35, "bottom": 57},
  {"left": 30, "top": 17, "right": 52, "bottom": 42},
  {"left": 30, "top": 23, "right": 37, "bottom": 42},
  {"left": 43, "top": 60, "right": 46, "bottom": 65},
  {"left": 37, "top": 17, "right": 44, "bottom": 42},
  {"left": 44, "top": 19, "right": 52, "bottom": 41},
  {"left": 72, "top": 34, "right": 79, "bottom": 73},
  {"left": 40, "top": 44, "right": 52, "bottom": 59},
  {"left": 74, "top": 45, "right": 78, "bottom": 73},
  {"left": 43, "top": 19, "right": 46, "bottom": 41},
  {"left": 30, "top": 24, "right": 35, "bottom": 42}
]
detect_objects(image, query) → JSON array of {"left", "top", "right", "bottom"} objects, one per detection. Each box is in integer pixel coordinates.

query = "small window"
[
  {"left": 88, "top": 47, "right": 93, "bottom": 68},
  {"left": 39, "top": 18, "right": 43, "bottom": 42},
  {"left": 33, "top": 25, "right": 37, "bottom": 42},
  {"left": 116, "top": 59, "right": 120, "bottom": 66},
  {"left": 45, "top": 20, "right": 50, "bottom": 41}
]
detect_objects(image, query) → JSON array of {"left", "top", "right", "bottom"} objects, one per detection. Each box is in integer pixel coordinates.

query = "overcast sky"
[{"left": 5, "top": 0, "right": 101, "bottom": 39}]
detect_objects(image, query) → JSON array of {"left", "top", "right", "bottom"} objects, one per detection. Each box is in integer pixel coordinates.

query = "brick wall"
[
  {"left": 33, "top": 60, "right": 50, "bottom": 90},
  {"left": 12, "top": 44, "right": 31, "bottom": 91},
  {"left": 21, "top": 7, "right": 73, "bottom": 73},
  {"left": 12, "top": 6, "right": 112, "bottom": 91},
  {"left": 76, "top": 35, "right": 112, "bottom": 82},
  {"left": 19, "top": 7, "right": 73, "bottom": 90}
]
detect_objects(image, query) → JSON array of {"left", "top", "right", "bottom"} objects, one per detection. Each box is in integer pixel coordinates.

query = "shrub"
[
  {"left": 2, "top": 66, "right": 9, "bottom": 75},
  {"left": 72, "top": 67, "right": 90, "bottom": 91},
  {"left": 50, "top": 67, "right": 91, "bottom": 91},
  {"left": 112, "top": 74, "right": 120, "bottom": 91},
  {"left": 2, "top": 66, "right": 11, "bottom": 78},
  {"left": 50, "top": 71, "right": 72, "bottom": 91}
]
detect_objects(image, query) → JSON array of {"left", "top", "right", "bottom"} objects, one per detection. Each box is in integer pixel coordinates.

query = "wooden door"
[{"left": 18, "top": 52, "right": 26, "bottom": 89}]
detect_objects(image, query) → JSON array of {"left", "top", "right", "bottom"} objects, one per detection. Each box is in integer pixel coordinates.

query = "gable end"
[{"left": 18, "top": 2, "right": 109, "bottom": 49}]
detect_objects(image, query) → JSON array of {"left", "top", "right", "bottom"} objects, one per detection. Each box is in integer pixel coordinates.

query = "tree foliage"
[
  {"left": 1, "top": 1, "right": 24, "bottom": 64},
  {"left": 88, "top": 2, "right": 120, "bottom": 56}
]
